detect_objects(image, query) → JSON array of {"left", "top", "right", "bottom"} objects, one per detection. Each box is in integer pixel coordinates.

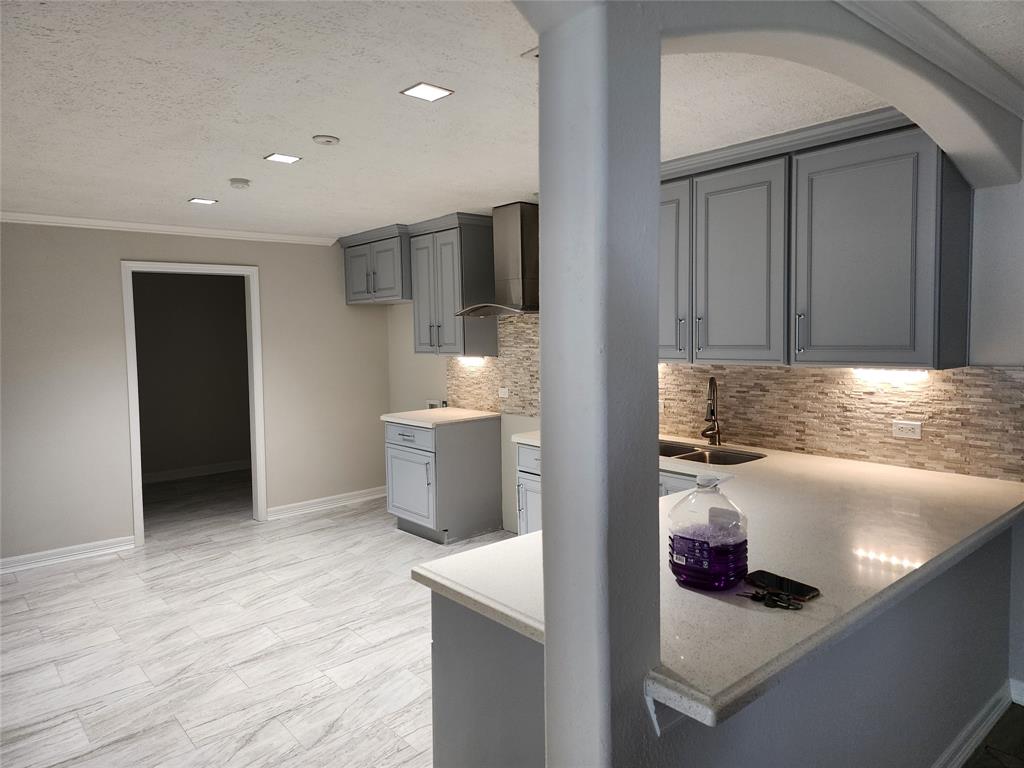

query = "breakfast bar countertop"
[{"left": 412, "top": 437, "right": 1024, "bottom": 726}]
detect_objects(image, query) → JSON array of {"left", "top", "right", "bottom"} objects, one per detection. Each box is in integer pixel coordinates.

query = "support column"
[{"left": 520, "top": 2, "right": 662, "bottom": 765}]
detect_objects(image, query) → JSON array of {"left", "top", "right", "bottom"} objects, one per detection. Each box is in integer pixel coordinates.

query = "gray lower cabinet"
[
  {"left": 658, "top": 179, "right": 692, "bottom": 361},
  {"left": 792, "top": 128, "right": 970, "bottom": 368},
  {"left": 693, "top": 157, "right": 788, "bottom": 363},
  {"left": 340, "top": 227, "right": 412, "bottom": 304},
  {"left": 410, "top": 214, "right": 498, "bottom": 356},
  {"left": 516, "top": 472, "right": 542, "bottom": 534},
  {"left": 384, "top": 417, "right": 501, "bottom": 543}
]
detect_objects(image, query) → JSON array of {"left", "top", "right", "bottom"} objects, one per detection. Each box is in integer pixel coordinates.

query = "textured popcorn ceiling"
[
  {"left": 920, "top": 0, "right": 1024, "bottom": 83},
  {"left": 2, "top": 1, "right": 890, "bottom": 239}
]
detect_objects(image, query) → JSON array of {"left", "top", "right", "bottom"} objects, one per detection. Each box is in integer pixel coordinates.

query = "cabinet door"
[
  {"left": 517, "top": 472, "right": 542, "bottom": 534},
  {"left": 693, "top": 158, "right": 787, "bottom": 362},
  {"left": 411, "top": 234, "right": 436, "bottom": 353},
  {"left": 385, "top": 445, "right": 436, "bottom": 529},
  {"left": 792, "top": 130, "right": 938, "bottom": 366},
  {"left": 344, "top": 243, "right": 373, "bottom": 303},
  {"left": 434, "top": 228, "right": 465, "bottom": 355},
  {"left": 370, "top": 237, "right": 403, "bottom": 301},
  {"left": 659, "top": 472, "right": 697, "bottom": 497},
  {"left": 658, "top": 179, "right": 692, "bottom": 361}
]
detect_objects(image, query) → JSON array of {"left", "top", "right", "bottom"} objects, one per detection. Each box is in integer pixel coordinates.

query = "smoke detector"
[
  {"left": 229, "top": 178, "right": 251, "bottom": 190},
  {"left": 312, "top": 134, "right": 340, "bottom": 146}
]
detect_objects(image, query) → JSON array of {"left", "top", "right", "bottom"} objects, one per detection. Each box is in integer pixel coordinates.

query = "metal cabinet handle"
[
  {"left": 677, "top": 318, "right": 687, "bottom": 352},
  {"left": 397, "top": 432, "right": 415, "bottom": 440},
  {"left": 365, "top": 272, "right": 370, "bottom": 294},
  {"left": 370, "top": 271, "right": 376, "bottom": 294},
  {"left": 516, "top": 482, "right": 524, "bottom": 512},
  {"left": 795, "top": 313, "right": 806, "bottom": 355},
  {"left": 425, "top": 462, "right": 431, "bottom": 487},
  {"left": 695, "top": 316, "right": 704, "bottom": 351},
  {"left": 428, "top": 325, "right": 434, "bottom": 348},
  {"left": 433, "top": 324, "right": 441, "bottom": 352}
]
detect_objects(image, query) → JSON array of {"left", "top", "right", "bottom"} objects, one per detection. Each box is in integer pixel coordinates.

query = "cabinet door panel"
[
  {"left": 411, "top": 234, "right": 435, "bottom": 353},
  {"left": 370, "top": 237, "right": 402, "bottom": 300},
  {"left": 793, "top": 130, "right": 937, "bottom": 365},
  {"left": 434, "top": 228, "right": 464, "bottom": 355},
  {"left": 658, "top": 179, "right": 691, "bottom": 361},
  {"left": 694, "top": 158, "right": 786, "bottom": 362},
  {"left": 386, "top": 445, "right": 436, "bottom": 529},
  {"left": 344, "top": 243, "right": 372, "bottom": 303},
  {"left": 517, "top": 473, "right": 542, "bottom": 534}
]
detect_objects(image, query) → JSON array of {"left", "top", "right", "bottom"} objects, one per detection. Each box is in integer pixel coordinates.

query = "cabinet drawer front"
[
  {"left": 516, "top": 444, "right": 542, "bottom": 474},
  {"left": 385, "top": 423, "right": 435, "bottom": 452},
  {"left": 385, "top": 445, "right": 437, "bottom": 529}
]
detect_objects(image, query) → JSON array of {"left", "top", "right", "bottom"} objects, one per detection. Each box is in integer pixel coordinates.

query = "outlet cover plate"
[
  {"left": 498, "top": 387, "right": 509, "bottom": 399},
  {"left": 892, "top": 420, "right": 922, "bottom": 439}
]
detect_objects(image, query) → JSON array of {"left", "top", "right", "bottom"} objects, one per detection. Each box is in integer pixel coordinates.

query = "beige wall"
[
  {"left": 386, "top": 302, "right": 447, "bottom": 412},
  {"left": 1, "top": 223, "right": 390, "bottom": 557},
  {"left": 134, "top": 272, "right": 250, "bottom": 478}
]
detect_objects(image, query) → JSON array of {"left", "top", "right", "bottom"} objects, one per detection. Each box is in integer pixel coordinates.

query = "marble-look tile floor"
[{"left": 1, "top": 471, "right": 510, "bottom": 767}]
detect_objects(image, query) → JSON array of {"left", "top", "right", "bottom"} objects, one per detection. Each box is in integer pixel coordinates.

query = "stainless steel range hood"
[{"left": 456, "top": 201, "right": 539, "bottom": 317}]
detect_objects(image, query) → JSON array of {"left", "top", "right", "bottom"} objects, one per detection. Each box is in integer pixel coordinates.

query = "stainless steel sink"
[{"left": 658, "top": 440, "right": 764, "bottom": 465}]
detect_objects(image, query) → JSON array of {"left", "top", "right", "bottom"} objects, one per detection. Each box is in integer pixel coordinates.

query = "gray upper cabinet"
[
  {"left": 658, "top": 179, "right": 691, "bottom": 361},
  {"left": 792, "top": 128, "right": 970, "bottom": 368},
  {"left": 693, "top": 157, "right": 787, "bottom": 363},
  {"left": 409, "top": 214, "right": 498, "bottom": 357},
  {"left": 340, "top": 226, "right": 412, "bottom": 304}
]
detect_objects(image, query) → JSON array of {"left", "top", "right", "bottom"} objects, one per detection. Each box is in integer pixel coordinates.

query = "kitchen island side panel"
[{"left": 430, "top": 531, "right": 1011, "bottom": 768}]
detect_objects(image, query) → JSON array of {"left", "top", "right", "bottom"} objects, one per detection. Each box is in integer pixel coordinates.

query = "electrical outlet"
[
  {"left": 892, "top": 420, "right": 922, "bottom": 439},
  {"left": 498, "top": 387, "right": 509, "bottom": 399}
]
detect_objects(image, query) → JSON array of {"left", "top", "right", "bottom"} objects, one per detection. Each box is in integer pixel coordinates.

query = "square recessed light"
[
  {"left": 188, "top": 197, "right": 218, "bottom": 205},
  {"left": 263, "top": 153, "right": 302, "bottom": 164},
  {"left": 401, "top": 82, "right": 453, "bottom": 102}
]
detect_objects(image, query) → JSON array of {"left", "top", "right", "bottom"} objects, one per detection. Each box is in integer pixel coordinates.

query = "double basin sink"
[{"left": 659, "top": 440, "right": 765, "bottom": 466}]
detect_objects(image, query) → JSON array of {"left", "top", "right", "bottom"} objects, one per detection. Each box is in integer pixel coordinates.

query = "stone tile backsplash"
[{"left": 447, "top": 314, "right": 1024, "bottom": 482}]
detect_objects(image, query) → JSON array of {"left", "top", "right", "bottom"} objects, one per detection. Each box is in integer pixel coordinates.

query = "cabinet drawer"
[
  {"left": 516, "top": 444, "right": 542, "bottom": 474},
  {"left": 385, "top": 423, "right": 435, "bottom": 452}
]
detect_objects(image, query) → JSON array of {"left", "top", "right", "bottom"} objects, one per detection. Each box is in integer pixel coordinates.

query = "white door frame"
[{"left": 121, "top": 260, "right": 269, "bottom": 545}]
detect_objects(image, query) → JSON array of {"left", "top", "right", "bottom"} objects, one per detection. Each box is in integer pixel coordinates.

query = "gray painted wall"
[
  {"left": 1, "top": 223, "right": 391, "bottom": 557},
  {"left": 133, "top": 273, "right": 250, "bottom": 478},
  {"left": 969, "top": 171, "right": 1024, "bottom": 366}
]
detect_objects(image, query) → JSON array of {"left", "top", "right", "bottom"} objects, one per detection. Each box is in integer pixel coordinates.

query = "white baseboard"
[
  {"left": 1, "top": 537, "right": 135, "bottom": 575},
  {"left": 267, "top": 486, "right": 386, "bottom": 520},
  {"left": 930, "top": 682, "right": 1011, "bottom": 768},
  {"left": 1011, "top": 678, "right": 1024, "bottom": 706},
  {"left": 142, "top": 460, "right": 250, "bottom": 484}
]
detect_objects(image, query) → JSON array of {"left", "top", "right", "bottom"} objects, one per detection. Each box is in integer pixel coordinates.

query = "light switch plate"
[
  {"left": 498, "top": 387, "right": 509, "bottom": 399},
  {"left": 892, "top": 420, "right": 922, "bottom": 439}
]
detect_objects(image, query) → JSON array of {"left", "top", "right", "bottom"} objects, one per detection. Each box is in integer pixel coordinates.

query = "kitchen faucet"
[{"left": 700, "top": 376, "right": 722, "bottom": 446}]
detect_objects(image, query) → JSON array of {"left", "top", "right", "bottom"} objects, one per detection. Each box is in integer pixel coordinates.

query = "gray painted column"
[{"left": 519, "top": 3, "right": 662, "bottom": 765}]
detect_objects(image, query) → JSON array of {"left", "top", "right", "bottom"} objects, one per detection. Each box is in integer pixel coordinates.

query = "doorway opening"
[{"left": 121, "top": 262, "right": 268, "bottom": 546}]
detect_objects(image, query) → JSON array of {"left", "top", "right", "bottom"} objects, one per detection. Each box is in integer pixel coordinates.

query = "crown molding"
[
  {"left": 338, "top": 223, "right": 410, "bottom": 248},
  {"left": 0, "top": 211, "right": 338, "bottom": 247},
  {"left": 661, "top": 107, "right": 912, "bottom": 181},
  {"left": 407, "top": 212, "right": 492, "bottom": 236},
  {"left": 840, "top": 1, "right": 1024, "bottom": 118}
]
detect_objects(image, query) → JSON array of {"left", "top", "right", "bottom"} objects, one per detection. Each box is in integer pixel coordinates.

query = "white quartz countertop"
[
  {"left": 380, "top": 407, "right": 500, "bottom": 428},
  {"left": 411, "top": 439, "right": 1024, "bottom": 726},
  {"left": 510, "top": 430, "right": 540, "bottom": 447}
]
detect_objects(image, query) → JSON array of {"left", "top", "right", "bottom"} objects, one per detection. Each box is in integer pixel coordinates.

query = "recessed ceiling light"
[
  {"left": 401, "top": 82, "right": 453, "bottom": 102},
  {"left": 312, "top": 134, "right": 340, "bottom": 146},
  {"left": 188, "top": 197, "right": 218, "bottom": 205},
  {"left": 263, "top": 153, "right": 301, "bottom": 164}
]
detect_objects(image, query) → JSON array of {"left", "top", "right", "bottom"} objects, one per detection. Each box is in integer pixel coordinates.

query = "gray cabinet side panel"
[
  {"left": 658, "top": 179, "right": 691, "bottom": 361},
  {"left": 431, "top": 594, "right": 545, "bottom": 768},
  {"left": 410, "top": 234, "right": 436, "bottom": 352},
  {"left": 936, "top": 154, "right": 972, "bottom": 369},
  {"left": 694, "top": 157, "right": 787, "bottom": 362},
  {"left": 433, "top": 418, "right": 502, "bottom": 539},
  {"left": 458, "top": 222, "right": 497, "bottom": 307}
]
